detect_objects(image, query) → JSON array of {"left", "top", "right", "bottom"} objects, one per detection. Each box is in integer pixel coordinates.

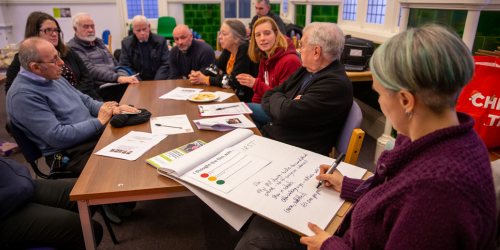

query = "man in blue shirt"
[
  {"left": 170, "top": 24, "right": 215, "bottom": 79},
  {"left": 7, "top": 37, "right": 138, "bottom": 174}
]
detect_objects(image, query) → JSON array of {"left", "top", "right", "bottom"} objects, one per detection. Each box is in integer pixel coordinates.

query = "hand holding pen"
[{"left": 316, "top": 153, "right": 345, "bottom": 190}]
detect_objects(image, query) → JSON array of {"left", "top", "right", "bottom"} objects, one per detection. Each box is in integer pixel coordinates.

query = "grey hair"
[
  {"left": 224, "top": 19, "right": 247, "bottom": 46},
  {"left": 370, "top": 24, "right": 474, "bottom": 114},
  {"left": 303, "top": 22, "right": 345, "bottom": 61},
  {"left": 131, "top": 15, "right": 149, "bottom": 28},
  {"left": 19, "top": 37, "right": 46, "bottom": 71},
  {"left": 256, "top": 0, "right": 270, "bottom": 7},
  {"left": 72, "top": 13, "right": 89, "bottom": 28}
]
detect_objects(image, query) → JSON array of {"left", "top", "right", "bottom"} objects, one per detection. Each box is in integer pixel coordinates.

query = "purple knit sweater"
[{"left": 322, "top": 112, "right": 497, "bottom": 250}]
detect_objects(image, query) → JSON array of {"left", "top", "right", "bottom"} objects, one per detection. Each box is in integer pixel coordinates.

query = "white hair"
[
  {"left": 132, "top": 15, "right": 149, "bottom": 28},
  {"left": 72, "top": 13, "right": 90, "bottom": 28},
  {"left": 303, "top": 22, "right": 345, "bottom": 61}
]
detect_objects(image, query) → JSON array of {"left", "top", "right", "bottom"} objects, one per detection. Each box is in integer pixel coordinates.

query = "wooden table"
[
  {"left": 490, "top": 147, "right": 500, "bottom": 162},
  {"left": 70, "top": 80, "right": 261, "bottom": 249},
  {"left": 0, "top": 73, "right": 6, "bottom": 83}
]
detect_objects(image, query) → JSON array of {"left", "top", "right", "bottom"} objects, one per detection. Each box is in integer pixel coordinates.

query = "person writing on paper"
[
  {"left": 236, "top": 17, "right": 301, "bottom": 129},
  {"left": 120, "top": 15, "right": 171, "bottom": 81},
  {"left": 5, "top": 11, "right": 102, "bottom": 101},
  {"left": 188, "top": 20, "right": 259, "bottom": 103},
  {"left": 237, "top": 25, "right": 497, "bottom": 250},
  {"left": 67, "top": 13, "right": 139, "bottom": 102},
  {"left": 258, "top": 22, "right": 352, "bottom": 156},
  {"left": 6, "top": 37, "right": 139, "bottom": 175}
]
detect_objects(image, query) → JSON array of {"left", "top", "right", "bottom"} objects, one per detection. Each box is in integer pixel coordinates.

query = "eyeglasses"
[
  {"left": 298, "top": 41, "right": 303, "bottom": 48},
  {"left": 39, "top": 28, "right": 61, "bottom": 35},
  {"left": 34, "top": 54, "right": 62, "bottom": 65}
]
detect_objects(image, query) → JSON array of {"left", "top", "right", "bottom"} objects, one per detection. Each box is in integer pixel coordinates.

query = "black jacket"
[
  {"left": 249, "top": 12, "right": 287, "bottom": 36},
  {"left": 120, "top": 32, "right": 170, "bottom": 80},
  {"left": 261, "top": 60, "right": 353, "bottom": 156},
  {"left": 209, "top": 42, "right": 259, "bottom": 103},
  {"left": 5, "top": 50, "right": 102, "bottom": 101}
]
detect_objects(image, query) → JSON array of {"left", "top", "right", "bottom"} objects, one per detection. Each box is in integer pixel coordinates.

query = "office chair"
[
  {"left": 6, "top": 117, "right": 119, "bottom": 245},
  {"left": 157, "top": 16, "right": 176, "bottom": 39},
  {"left": 331, "top": 101, "right": 365, "bottom": 165}
]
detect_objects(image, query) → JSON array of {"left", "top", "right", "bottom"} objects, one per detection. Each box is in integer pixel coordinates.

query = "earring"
[{"left": 405, "top": 110, "right": 413, "bottom": 122}]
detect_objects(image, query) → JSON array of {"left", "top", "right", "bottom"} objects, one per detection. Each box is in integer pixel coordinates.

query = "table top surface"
[
  {"left": 0, "top": 73, "right": 6, "bottom": 83},
  {"left": 490, "top": 147, "right": 500, "bottom": 162},
  {"left": 70, "top": 80, "right": 261, "bottom": 201}
]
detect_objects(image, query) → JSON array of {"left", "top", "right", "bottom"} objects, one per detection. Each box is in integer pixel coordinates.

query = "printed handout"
[
  {"left": 198, "top": 102, "right": 252, "bottom": 117},
  {"left": 193, "top": 114, "right": 256, "bottom": 131},
  {"left": 159, "top": 87, "right": 203, "bottom": 100},
  {"left": 150, "top": 115, "right": 194, "bottom": 135},
  {"left": 95, "top": 131, "right": 166, "bottom": 161}
]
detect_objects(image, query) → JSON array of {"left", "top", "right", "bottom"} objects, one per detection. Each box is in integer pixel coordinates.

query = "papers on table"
[
  {"left": 198, "top": 102, "right": 252, "bottom": 117},
  {"left": 214, "top": 91, "right": 235, "bottom": 102},
  {"left": 99, "top": 82, "right": 121, "bottom": 89},
  {"left": 194, "top": 114, "right": 256, "bottom": 131},
  {"left": 160, "top": 87, "right": 203, "bottom": 100},
  {"left": 95, "top": 131, "right": 166, "bottom": 161},
  {"left": 150, "top": 115, "right": 194, "bottom": 135}
]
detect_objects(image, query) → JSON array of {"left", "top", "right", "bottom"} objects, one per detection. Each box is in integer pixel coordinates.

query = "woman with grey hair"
[
  {"left": 189, "top": 19, "right": 258, "bottom": 102},
  {"left": 235, "top": 25, "right": 496, "bottom": 250}
]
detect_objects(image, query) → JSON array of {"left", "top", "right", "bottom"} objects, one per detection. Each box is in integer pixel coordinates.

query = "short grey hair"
[
  {"left": 303, "top": 22, "right": 345, "bottom": 61},
  {"left": 256, "top": 0, "right": 270, "bottom": 7},
  {"left": 72, "top": 13, "right": 90, "bottom": 28},
  {"left": 370, "top": 25, "right": 474, "bottom": 114},
  {"left": 132, "top": 15, "right": 149, "bottom": 28},
  {"left": 224, "top": 19, "right": 247, "bottom": 46},
  {"left": 19, "top": 37, "right": 45, "bottom": 71}
]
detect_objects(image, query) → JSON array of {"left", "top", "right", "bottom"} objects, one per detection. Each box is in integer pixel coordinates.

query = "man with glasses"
[
  {"left": 67, "top": 13, "right": 138, "bottom": 102},
  {"left": 6, "top": 37, "right": 139, "bottom": 175},
  {"left": 120, "top": 15, "right": 170, "bottom": 81},
  {"left": 169, "top": 24, "right": 215, "bottom": 79}
]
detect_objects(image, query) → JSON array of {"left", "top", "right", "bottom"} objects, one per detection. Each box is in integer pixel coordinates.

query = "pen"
[
  {"left": 155, "top": 124, "right": 182, "bottom": 129},
  {"left": 216, "top": 105, "right": 239, "bottom": 110},
  {"left": 131, "top": 73, "right": 140, "bottom": 77},
  {"left": 316, "top": 153, "right": 346, "bottom": 189}
]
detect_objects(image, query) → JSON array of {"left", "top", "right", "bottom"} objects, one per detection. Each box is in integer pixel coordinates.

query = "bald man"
[{"left": 169, "top": 24, "right": 215, "bottom": 79}]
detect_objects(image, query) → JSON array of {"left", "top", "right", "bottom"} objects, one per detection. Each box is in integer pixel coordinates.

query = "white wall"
[
  {"left": 168, "top": 3, "right": 185, "bottom": 25},
  {"left": 6, "top": 2, "right": 122, "bottom": 50}
]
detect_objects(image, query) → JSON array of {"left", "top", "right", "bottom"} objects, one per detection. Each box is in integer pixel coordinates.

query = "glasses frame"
[
  {"left": 33, "top": 53, "right": 62, "bottom": 66},
  {"left": 39, "top": 28, "right": 61, "bottom": 35}
]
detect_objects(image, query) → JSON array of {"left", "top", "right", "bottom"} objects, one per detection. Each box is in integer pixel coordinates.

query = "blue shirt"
[{"left": 6, "top": 69, "right": 104, "bottom": 156}]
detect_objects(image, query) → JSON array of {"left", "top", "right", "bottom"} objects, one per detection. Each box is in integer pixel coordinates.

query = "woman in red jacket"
[{"left": 236, "top": 17, "right": 302, "bottom": 129}]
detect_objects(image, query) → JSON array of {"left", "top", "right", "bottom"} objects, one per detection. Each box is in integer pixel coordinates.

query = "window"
[
  {"left": 225, "top": 0, "right": 250, "bottom": 18},
  {"left": 343, "top": 0, "right": 357, "bottom": 21},
  {"left": 127, "top": 0, "right": 158, "bottom": 19},
  {"left": 366, "top": 0, "right": 386, "bottom": 24}
]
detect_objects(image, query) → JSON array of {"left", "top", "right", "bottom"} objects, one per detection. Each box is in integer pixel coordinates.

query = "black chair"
[{"left": 6, "top": 117, "right": 118, "bottom": 245}]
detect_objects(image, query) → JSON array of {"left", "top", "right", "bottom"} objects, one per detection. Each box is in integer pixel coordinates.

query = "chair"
[
  {"left": 330, "top": 101, "right": 365, "bottom": 165},
  {"left": 157, "top": 16, "right": 176, "bottom": 39},
  {"left": 102, "top": 30, "right": 112, "bottom": 54},
  {"left": 6, "top": 117, "right": 119, "bottom": 245}
]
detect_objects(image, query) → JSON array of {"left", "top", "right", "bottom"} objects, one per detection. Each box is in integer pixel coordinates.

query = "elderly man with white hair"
[
  {"left": 120, "top": 15, "right": 170, "bottom": 80},
  {"left": 258, "top": 22, "right": 353, "bottom": 156},
  {"left": 67, "top": 13, "right": 139, "bottom": 102}
]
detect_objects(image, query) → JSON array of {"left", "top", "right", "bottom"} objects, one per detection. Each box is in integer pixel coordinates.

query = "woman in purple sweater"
[{"left": 236, "top": 25, "right": 497, "bottom": 250}]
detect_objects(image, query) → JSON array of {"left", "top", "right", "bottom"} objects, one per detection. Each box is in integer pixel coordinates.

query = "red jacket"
[{"left": 251, "top": 37, "right": 301, "bottom": 103}]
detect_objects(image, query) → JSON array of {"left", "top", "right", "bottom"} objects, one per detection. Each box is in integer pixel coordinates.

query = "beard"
[{"left": 81, "top": 33, "right": 96, "bottom": 42}]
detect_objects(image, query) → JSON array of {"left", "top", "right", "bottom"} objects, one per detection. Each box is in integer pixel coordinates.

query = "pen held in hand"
[
  {"left": 155, "top": 124, "right": 182, "bottom": 129},
  {"left": 317, "top": 153, "right": 346, "bottom": 189},
  {"left": 216, "top": 105, "right": 239, "bottom": 110}
]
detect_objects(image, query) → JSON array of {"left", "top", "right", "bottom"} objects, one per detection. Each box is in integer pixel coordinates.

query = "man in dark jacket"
[
  {"left": 170, "top": 24, "right": 215, "bottom": 79},
  {"left": 0, "top": 157, "right": 103, "bottom": 249},
  {"left": 247, "top": 0, "right": 286, "bottom": 37},
  {"left": 260, "top": 22, "right": 353, "bottom": 156},
  {"left": 120, "top": 15, "right": 170, "bottom": 81},
  {"left": 68, "top": 13, "right": 139, "bottom": 102}
]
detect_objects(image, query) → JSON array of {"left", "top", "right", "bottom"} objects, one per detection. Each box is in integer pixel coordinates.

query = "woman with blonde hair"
[
  {"left": 236, "top": 17, "right": 301, "bottom": 129},
  {"left": 236, "top": 25, "right": 496, "bottom": 250},
  {"left": 189, "top": 19, "right": 258, "bottom": 102}
]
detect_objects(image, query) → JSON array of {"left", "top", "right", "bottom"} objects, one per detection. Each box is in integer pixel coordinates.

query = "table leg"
[{"left": 78, "top": 200, "right": 96, "bottom": 250}]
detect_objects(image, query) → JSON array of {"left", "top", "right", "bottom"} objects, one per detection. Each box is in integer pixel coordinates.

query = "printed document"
[
  {"left": 95, "top": 131, "right": 166, "bottom": 161},
  {"left": 150, "top": 115, "right": 194, "bottom": 135},
  {"left": 160, "top": 87, "right": 203, "bottom": 100},
  {"left": 198, "top": 102, "right": 252, "bottom": 117},
  {"left": 193, "top": 114, "right": 256, "bottom": 131}
]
